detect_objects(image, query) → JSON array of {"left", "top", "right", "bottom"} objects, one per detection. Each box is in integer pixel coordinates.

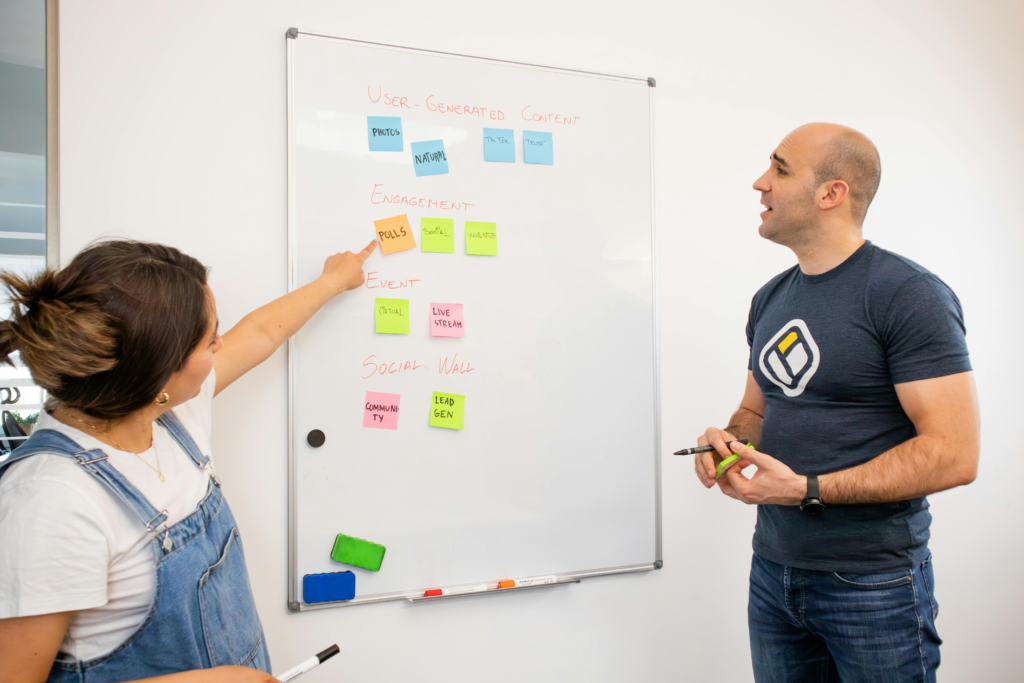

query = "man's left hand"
[{"left": 718, "top": 441, "right": 806, "bottom": 506}]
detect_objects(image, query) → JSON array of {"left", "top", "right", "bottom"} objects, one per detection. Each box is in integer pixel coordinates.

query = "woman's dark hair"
[{"left": 0, "top": 240, "right": 210, "bottom": 421}]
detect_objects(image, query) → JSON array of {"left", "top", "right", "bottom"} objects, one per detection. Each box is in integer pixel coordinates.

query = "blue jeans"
[{"left": 748, "top": 553, "right": 941, "bottom": 683}]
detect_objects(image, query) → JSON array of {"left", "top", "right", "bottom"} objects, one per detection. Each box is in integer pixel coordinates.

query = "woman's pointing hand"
[{"left": 322, "top": 240, "right": 378, "bottom": 294}]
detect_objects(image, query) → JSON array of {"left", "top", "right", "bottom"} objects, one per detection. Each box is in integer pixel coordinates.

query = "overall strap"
[
  {"left": 1, "top": 428, "right": 93, "bottom": 468},
  {"left": 157, "top": 412, "right": 208, "bottom": 467},
  {"left": 0, "top": 429, "right": 171, "bottom": 536},
  {"left": 157, "top": 411, "right": 219, "bottom": 485}
]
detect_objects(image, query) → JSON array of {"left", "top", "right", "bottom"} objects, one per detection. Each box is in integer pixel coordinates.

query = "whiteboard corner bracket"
[
  {"left": 647, "top": 77, "right": 656, "bottom": 87},
  {"left": 287, "top": 27, "right": 299, "bottom": 39}
]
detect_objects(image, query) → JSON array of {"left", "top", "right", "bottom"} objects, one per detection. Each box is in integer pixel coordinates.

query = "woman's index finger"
[{"left": 357, "top": 240, "right": 378, "bottom": 263}]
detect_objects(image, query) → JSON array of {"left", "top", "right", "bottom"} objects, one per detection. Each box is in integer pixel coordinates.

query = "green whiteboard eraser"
[{"left": 330, "top": 533, "right": 386, "bottom": 572}]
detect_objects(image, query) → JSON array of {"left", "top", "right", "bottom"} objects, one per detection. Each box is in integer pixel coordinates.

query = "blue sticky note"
[
  {"left": 367, "top": 116, "right": 403, "bottom": 152},
  {"left": 483, "top": 128, "right": 515, "bottom": 162},
  {"left": 523, "top": 130, "right": 554, "bottom": 165},
  {"left": 411, "top": 140, "right": 449, "bottom": 177},
  {"left": 303, "top": 572, "right": 355, "bottom": 604}
]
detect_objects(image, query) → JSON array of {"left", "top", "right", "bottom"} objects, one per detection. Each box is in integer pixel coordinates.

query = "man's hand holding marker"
[
  {"left": 687, "top": 428, "right": 755, "bottom": 487},
  {"left": 718, "top": 441, "right": 805, "bottom": 506},
  {"left": 693, "top": 427, "right": 742, "bottom": 487},
  {"left": 685, "top": 428, "right": 803, "bottom": 504}
]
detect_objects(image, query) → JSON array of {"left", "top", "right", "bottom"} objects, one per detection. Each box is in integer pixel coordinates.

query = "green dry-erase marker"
[
  {"left": 672, "top": 440, "right": 755, "bottom": 480},
  {"left": 715, "top": 441, "right": 755, "bottom": 480}
]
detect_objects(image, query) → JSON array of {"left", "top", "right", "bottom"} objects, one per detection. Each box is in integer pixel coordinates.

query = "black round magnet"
[{"left": 307, "top": 429, "right": 326, "bottom": 448}]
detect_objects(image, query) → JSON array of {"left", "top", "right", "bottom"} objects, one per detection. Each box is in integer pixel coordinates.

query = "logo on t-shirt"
[{"left": 759, "top": 319, "right": 820, "bottom": 397}]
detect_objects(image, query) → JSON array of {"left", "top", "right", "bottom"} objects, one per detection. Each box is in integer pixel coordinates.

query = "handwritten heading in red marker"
[
  {"left": 367, "top": 86, "right": 582, "bottom": 126},
  {"left": 370, "top": 184, "right": 476, "bottom": 212}
]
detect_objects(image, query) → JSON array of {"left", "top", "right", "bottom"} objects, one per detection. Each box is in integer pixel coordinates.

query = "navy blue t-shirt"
[{"left": 746, "top": 241, "right": 971, "bottom": 573}]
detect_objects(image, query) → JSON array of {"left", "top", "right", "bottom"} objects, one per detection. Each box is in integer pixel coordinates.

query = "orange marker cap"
[{"left": 497, "top": 580, "right": 515, "bottom": 589}]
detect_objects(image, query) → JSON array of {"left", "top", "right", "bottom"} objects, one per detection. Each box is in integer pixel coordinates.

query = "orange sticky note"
[{"left": 373, "top": 214, "right": 417, "bottom": 255}]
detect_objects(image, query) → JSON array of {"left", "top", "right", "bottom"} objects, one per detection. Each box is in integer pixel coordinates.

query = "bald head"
[
  {"left": 794, "top": 123, "right": 882, "bottom": 223},
  {"left": 755, "top": 124, "right": 881, "bottom": 248}
]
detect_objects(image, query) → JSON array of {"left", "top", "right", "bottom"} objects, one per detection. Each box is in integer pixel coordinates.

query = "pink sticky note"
[
  {"left": 363, "top": 391, "right": 401, "bottom": 430},
  {"left": 429, "top": 302, "right": 464, "bottom": 337}
]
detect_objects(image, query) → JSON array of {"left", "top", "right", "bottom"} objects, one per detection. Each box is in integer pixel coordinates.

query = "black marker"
[
  {"left": 674, "top": 440, "right": 752, "bottom": 456},
  {"left": 276, "top": 645, "right": 340, "bottom": 682},
  {"left": 676, "top": 440, "right": 755, "bottom": 481}
]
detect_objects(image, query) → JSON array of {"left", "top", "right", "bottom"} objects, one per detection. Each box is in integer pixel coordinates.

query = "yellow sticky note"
[
  {"left": 465, "top": 222, "right": 497, "bottom": 256},
  {"left": 421, "top": 218, "right": 455, "bottom": 253},
  {"left": 375, "top": 298, "right": 409, "bottom": 334},
  {"left": 429, "top": 391, "right": 465, "bottom": 430},
  {"left": 374, "top": 214, "right": 417, "bottom": 255}
]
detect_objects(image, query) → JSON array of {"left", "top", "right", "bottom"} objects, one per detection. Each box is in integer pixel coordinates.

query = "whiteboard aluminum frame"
[{"left": 285, "top": 29, "right": 661, "bottom": 611}]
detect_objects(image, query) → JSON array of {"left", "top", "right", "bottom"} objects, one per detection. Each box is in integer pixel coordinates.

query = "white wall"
[{"left": 58, "top": 1, "right": 1024, "bottom": 680}]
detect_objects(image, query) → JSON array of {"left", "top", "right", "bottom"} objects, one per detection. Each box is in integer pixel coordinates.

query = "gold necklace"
[{"left": 58, "top": 407, "right": 165, "bottom": 483}]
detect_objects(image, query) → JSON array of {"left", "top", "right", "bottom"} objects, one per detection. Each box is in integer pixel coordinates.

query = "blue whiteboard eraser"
[{"left": 303, "top": 571, "right": 355, "bottom": 604}]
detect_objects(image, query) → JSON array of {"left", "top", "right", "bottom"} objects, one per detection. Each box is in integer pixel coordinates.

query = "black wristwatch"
[{"left": 800, "top": 475, "right": 826, "bottom": 513}]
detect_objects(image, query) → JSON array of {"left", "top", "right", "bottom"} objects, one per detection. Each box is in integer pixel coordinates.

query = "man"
[{"left": 696, "top": 123, "right": 979, "bottom": 682}]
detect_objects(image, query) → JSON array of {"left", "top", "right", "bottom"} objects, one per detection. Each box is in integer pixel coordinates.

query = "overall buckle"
[{"left": 145, "top": 510, "right": 174, "bottom": 553}]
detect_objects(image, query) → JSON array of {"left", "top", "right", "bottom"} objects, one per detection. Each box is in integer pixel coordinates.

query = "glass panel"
[{"left": 0, "top": 0, "right": 48, "bottom": 451}]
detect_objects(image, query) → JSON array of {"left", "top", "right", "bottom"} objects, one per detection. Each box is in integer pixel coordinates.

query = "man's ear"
[{"left": 818, "top": 180, "right": 850, "bottom": 211}]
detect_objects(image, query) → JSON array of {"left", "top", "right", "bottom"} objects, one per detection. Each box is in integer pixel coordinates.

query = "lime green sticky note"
[
  {"left": 465, "top": 222, "right": 498, "bottom": 256},
  {"left": 429, "top": 391, "right": 465, "bottom": 430},
  {"left": 421, "top": 217, "right": 455, "bottom": 253},
  {"left": 375, "top": 298, "right": 409, "bottom": 334}
]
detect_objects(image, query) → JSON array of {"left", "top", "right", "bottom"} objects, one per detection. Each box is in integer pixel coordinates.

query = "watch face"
[{"left": 801, "top": 500, "right": 826, "bottom": 514}]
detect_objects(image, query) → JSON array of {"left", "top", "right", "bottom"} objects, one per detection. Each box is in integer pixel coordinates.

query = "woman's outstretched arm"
[{"left": 213, "top": 240, "right": 377, "bottom": 397}]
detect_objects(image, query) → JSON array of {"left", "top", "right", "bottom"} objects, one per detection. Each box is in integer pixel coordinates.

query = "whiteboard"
[{"left": 286, "top": 30, "right": 660, "bottom": 610}]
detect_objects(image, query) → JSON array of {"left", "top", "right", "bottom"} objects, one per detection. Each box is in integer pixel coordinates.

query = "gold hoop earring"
[{"left": 155, "top": 392, "right": 170, "bottom": 406}]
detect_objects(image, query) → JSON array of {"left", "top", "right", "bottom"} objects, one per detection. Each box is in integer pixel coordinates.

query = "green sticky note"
[
  {"left": 429, "top": 391, "right": 465, "bottom": 430},
  {"left": 421, "top": 217, "right": 455, "bottom": 253},
  {"left": 465, "top": 221, "right": 498, "bottom": 256},
  {"left": 330, "top": 533, "right": 386, "bottom": 572},
  {"left": 375, "top": 298, "right": 409, "bottom": 334}
]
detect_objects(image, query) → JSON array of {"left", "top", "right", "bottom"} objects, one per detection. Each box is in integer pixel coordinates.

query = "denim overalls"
[{"left": 0, "top": 412, "right": 271, "bottom": 682}]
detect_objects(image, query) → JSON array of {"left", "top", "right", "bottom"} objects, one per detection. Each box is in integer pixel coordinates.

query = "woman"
[{"left": 0, "top": 238, "right": 376, "bottom": 683}]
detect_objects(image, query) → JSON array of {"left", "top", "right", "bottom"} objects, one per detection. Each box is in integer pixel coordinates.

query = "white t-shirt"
[{"left": 0, "top": 371, "right": 217, "bottom": 661}]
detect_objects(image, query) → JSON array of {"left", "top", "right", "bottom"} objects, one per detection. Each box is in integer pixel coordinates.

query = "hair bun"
[
  {"left": 0, "top": 269, "right": 118, "bottom": 393},
  {"left": 2, "top": 240, "right": 210, "bottom": 421}
]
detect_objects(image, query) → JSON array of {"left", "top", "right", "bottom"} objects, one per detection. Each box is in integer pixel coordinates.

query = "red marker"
[{"left": 423, "top": 584, "right": 488, "bottom": 597}]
